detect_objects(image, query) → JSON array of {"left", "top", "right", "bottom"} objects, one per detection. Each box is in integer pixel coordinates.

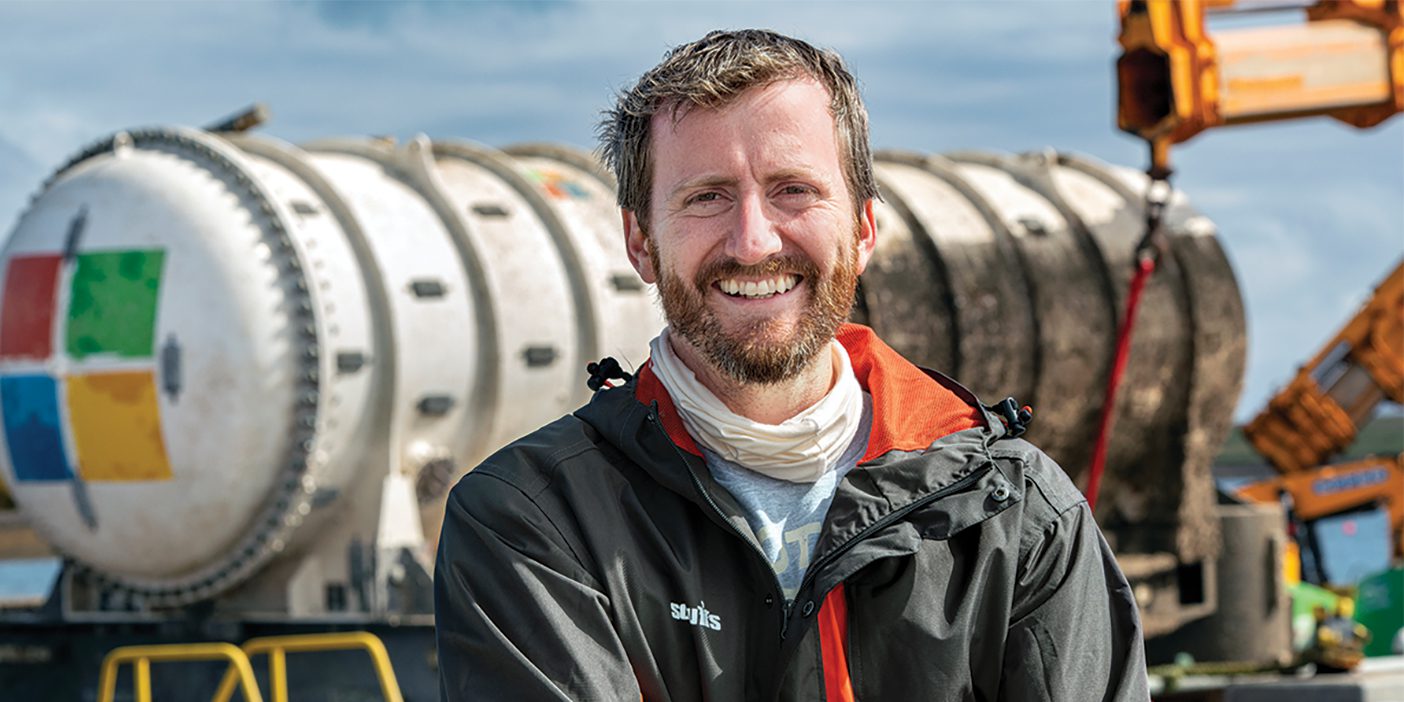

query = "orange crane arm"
[
  {"left": 1118, "top": 0, "right": 1404, "bottom": 173},
  {"left": 1244, "top": 261, "right": 1404, "bottom": 474}
]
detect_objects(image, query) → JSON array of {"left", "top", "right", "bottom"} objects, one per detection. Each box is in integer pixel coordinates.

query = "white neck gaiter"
[{"left": 648, "top": 328, "right": 865, "bottom": 484}]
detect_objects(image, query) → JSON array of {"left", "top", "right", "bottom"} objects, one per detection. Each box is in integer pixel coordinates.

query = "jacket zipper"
[
  {"left": 790, "top": 461, "right": 997, "bottom": 618},
  {"left": 650, "top": 403, "right": 997, "bottom": 642},
  {"left": 646, "top": 409, "right": 793, "bottom": 635}
]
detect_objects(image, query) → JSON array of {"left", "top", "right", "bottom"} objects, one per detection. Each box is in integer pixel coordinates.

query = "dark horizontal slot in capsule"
[
  {"left": 410, "top": 279, "right": 446, "bottom": 298},
  {"left": 472, "top": 203, "right": 510, "bottom": 217},
  {"left": 610, "top": 273, "right": 645, "bottom": 292},
  {"left": 522, "top": 345, "right": 558, "bottom": 367},
  {"left": 417, "top": 395, "right": 455, "bottom": 416}
]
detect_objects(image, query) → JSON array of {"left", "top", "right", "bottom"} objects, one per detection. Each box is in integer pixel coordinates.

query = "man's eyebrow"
[
  {"left": 666, "top": 175, "right": 736, "bottom": 201},
  {"left": 666, "top": 168, "right": 824, "bottom": 201},
  {"left": 762, "top": 167, "right": 822, "bottom": 186}
]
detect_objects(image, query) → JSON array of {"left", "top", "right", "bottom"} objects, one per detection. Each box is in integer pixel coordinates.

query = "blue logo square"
[{"left": 1, "top": 374, "right": 73, "bottom": 481}]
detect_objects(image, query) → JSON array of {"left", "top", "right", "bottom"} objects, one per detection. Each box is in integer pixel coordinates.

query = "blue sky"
[{"left": 1, "top": 0, "right": 1400, "bottom": 421}]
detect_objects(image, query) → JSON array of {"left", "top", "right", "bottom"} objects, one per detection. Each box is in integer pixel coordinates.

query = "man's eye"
[
  {"left": 779, "top": 184, "right": 815, "bottom": 197},
  {"left": 688, "top": 192, "right": 723, "bottom": 205}
]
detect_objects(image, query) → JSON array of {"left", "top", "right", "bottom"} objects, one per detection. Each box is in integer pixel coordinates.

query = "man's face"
[{"left": 624, "top": 78, "right": 876, "bottom": 384}]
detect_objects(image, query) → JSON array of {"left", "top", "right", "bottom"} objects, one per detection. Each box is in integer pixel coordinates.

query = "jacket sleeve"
[
  {"left": 999, "top": 493, "right": 1150, "bottom": 702},
  {"left": 434, "top": 470, "right": 640, "bottom": 702}
]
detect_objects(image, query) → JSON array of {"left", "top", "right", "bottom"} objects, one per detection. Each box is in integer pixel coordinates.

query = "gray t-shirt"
[{"left": 701, "top": 392, "right": 873, "bottom": 602}]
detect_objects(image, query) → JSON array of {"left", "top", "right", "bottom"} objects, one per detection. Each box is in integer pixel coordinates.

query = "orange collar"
[{"left": 633, "top": 324, "right": 982, "bottom": 463}]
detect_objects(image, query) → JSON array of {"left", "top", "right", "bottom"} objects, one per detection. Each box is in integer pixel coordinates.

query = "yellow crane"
[
  {"left": 1238, "top": 262, "right": 1403, "bottom": 565},
  {"left": 1117, "top": 0, "right": 1403, "bottom": 177}
]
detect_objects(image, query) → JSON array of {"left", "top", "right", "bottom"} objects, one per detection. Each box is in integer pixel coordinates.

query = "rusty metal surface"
[{"left": 862, "top": 150, "right": 1247, "bottom": 588}]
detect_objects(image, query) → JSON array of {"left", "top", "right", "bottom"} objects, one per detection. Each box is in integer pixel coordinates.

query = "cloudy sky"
[{"left": 1, "top": 1, "right": 1400, "bottom": 421}]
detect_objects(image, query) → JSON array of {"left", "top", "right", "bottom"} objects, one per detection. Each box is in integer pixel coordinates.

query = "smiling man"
[{"left": 435, "top": 29, "right": 1149, "bottom": 701}]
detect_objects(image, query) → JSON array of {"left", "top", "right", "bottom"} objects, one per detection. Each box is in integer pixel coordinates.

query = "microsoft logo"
[{"left": 0, "top": 244, "right": 171, "bottom": 483}]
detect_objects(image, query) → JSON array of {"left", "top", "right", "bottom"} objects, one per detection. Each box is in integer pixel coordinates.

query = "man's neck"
[{"left": 667, "top": 334, "right": 835, "bottom": 425}]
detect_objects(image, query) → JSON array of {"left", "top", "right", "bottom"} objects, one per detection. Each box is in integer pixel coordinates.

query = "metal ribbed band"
[
  {"left": 303, "top": 137, "right": 501, "bottom": 470},
  {"left": 945, "top": 150, "right": 1120, "bottom": 479},
  {"left": 434, "top": 141, "right": 600, "bottom": 379},
  {"left": 864, "top": 160, "right": 962, "bottom": 375},
  {"left": 873, "top": 150, "right": 1039, "bottom": 401},
  {"left": 503, "top": 143, "right": 617, "bottom": 190}
]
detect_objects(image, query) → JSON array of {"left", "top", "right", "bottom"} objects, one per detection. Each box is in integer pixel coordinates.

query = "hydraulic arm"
[
  {"left": 1245, "top": 261, "right": 1403, "bottom": 474},
  {"left": 1117, "top": 0, "right": 1403, "bottom": 174}
]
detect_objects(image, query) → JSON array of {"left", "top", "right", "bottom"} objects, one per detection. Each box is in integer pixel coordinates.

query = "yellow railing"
[
  {"left": 98, "top": 631, "right": 403, "bottom": 702},
  {"left": 211, "top": 631, "right": 404, "bottom": 702},
  {"left": 97, "top": 642, "right": 263, "bottom": 702}
]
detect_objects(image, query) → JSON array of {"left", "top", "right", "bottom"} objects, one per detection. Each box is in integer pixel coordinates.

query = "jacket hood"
[
  {"left": 573, "top": 325, "right": 1033, "bottom": 598},
  {"left": 574, "top": 325, "right": 1008, "bottom": 514}
]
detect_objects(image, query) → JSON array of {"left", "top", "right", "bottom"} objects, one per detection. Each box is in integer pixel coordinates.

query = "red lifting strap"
[{"left": 1087, "top": 255, "right": 1157, "bottom": 512}]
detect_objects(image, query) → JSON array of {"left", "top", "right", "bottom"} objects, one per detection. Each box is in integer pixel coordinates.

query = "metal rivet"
[
  {"left": 992, "top": 484, "right": 1012, "bottom": 502},
  {"left": 801, "top": 600, "right": 815, "bottom": 617},
  {"left": 763, "top": 594, "right": 774, "bottom": 608}
]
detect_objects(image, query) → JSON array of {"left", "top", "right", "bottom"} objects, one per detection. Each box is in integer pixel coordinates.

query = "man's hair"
[{"left": 597, "top": 29, "right": 879, "bottom": 228}]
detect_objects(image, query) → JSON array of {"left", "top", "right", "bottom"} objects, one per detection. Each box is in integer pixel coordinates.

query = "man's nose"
[{"left": 724, "top": 191, "right": 782, "bottom": 265}]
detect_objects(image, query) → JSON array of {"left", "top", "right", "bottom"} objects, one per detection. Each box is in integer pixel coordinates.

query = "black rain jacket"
[{"left": 436, "top": 326, "right": 1149, "bottom": 701}]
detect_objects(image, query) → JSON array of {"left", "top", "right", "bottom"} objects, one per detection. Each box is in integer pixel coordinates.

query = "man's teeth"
[{"left": 719, "top": 275, "right": 798, "bottom": 299}]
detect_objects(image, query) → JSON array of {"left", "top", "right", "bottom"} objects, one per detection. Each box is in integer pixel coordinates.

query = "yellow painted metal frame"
[
  {"left": 1245, "top": 260, "right": 1404, "bottom": 473},
  {"left": 97, "top": 642, "right": 263, "bottom": 702},
  {"left": 211, "top": 631, "right": 404, "bottom": 702},
  {"left": 1117, "top": 0, "right": 1402, "bottom": 173}
]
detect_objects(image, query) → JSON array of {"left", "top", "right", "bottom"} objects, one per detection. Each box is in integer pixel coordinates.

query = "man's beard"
[{"left": 650, "top": 231, "right": 860, "bottom": 385}]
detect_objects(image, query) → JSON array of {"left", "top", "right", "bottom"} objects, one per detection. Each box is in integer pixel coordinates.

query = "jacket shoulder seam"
[
  {"left": 989, "top": 444, "right": 1087, "bottom": 516},
  {"left": 473, "top": 423, "right": 607, "bottom": 497},
  {"left": 459, "top": 466, "right": 599, "bottom": 587}
]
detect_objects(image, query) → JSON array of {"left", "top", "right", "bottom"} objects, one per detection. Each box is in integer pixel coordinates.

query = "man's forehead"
[
  {"left": 650, "top": 76, "right": 831, "bottom": 133},
  {"left": 647, "top": 79, "right": 840, "bottom": 179}
]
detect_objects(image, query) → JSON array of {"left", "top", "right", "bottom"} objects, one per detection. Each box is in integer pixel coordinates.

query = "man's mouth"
[{"left": 716, "top": 274, "right": 800, "bottom": 300}]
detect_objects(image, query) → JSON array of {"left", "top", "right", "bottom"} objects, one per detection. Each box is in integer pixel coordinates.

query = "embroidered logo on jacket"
[{"left": 670, "top": 600, "right": 722, "bottom": 631}]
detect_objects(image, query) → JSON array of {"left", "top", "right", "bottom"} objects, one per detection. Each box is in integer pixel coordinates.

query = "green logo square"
[{"left": 65, "top": 250, "right": 165, "bottom": 359}]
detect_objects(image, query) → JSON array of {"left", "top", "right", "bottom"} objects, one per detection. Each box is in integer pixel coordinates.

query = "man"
[{"left": 436, "top": 29, "right": 1148, "bottom": 701}]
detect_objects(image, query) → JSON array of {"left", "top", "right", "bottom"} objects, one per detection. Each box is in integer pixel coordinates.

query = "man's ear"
[
  {"left": 622, "top": 208, "right": 657, "bottom": 284},
  {"left": 855, "top": 199, "right": 877, "bottom": 274}
]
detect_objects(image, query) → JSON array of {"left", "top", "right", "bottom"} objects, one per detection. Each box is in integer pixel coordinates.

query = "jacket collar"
[
  {"left": 632, "top": 323, "right": 984, "bottom": 463},
  {"left": 573, "top": 325, "right": 1019, "bottom": 551}
]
